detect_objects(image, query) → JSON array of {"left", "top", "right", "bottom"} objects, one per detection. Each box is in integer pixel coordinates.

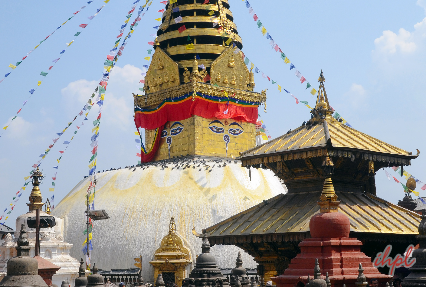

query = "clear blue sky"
[{"left": 0, "top": 0, "right": 425, "bottom": 227}]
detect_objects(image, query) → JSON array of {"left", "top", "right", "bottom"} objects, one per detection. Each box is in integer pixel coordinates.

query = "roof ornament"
[
  {"left": 28, "top": 167, "right": 44, "bottom": 211},
  {"left": 318, "top": 155, "right": 340, "bottom": 213},
  {"left": 310, "top": 70, "right": 333, "bottom": 122}
]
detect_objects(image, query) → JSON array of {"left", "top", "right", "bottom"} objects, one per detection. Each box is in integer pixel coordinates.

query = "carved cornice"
[{"left": 134, "top": 81, "right": 266, "bottom": 109}]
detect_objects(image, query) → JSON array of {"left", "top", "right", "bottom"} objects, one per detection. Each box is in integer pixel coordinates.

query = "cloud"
[
  {"left": 61, "top": 65, "right": 142, "bottom": 131},
  {"left": 343, "top": 84, "right": 367, "bottom": 109},
  {"left": 373, "top": 28, "right": 417, "bottom": 55},
  {"left": 3, "top": 116, "right": 34, "bottom": 144},
  {"left": 418, "top": 0, "right": 426, "bottom": 12}
]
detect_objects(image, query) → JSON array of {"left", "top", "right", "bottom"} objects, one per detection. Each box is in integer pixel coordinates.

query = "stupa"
[
  {"left": 52, "top": 0, "right": 285, "bottom": 282},
  {"left": 0, "top": 168, "right": 80, "bottom": 287},
  {"left": 205, "top": 71, "right": 421, "bottom": 281}
]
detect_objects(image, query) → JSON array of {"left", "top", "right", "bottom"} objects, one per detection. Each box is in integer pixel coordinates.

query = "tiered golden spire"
[
  {"left": 27, "top": 167, "right": 44, "bottom": 212},
  {"left": 318, "top": 155, "right": 340, "bottom": 213},
  {"left": 311, "top": 70, "right": 334, "bottom": 122}
]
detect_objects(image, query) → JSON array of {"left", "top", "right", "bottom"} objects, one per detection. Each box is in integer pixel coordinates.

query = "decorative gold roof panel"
[{"left": 205, "top": 191, "right": 421, "bottom": 239}]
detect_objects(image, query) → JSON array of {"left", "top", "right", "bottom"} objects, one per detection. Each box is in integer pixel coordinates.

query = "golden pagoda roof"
[
  {"left": 240, "top": 71, "right": 417, "bottom": 160},
  {"left": 157, "top": 0, "right": 242, "bottom": 69},
  {"left": 205, "top": 191, "right": 421, "bottom": 240}
]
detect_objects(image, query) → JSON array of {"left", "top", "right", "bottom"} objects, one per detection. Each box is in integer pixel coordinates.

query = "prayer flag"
[
  {"left": 295, "top": 70, "right": 301, "bottom": 78},
  {"left": 175, "top": 16, "right": 183, "bottom": 23},
  {"left": 261, "top": 27, "right": 267, "bottom": 36},
  {"left": 40, "top": 72, "right": 48, "bottom": 76},
  {"left": 79, "top": 24, "right": 88, "bottom": 28},
  {"left": 421, "top": 184, "right": 426, "bottom": 190},
  {"left": 148, "top": 41, "right": 155, "bottom": 45},
  {"left": 186, "top": 43, "right": 195, "bottom": 50},
  {"left": 306, "top": 83, "right": 311, "bottom": 89},
  {"left": 144, "top": 57, "right": 150, "bottom": 60},
  {"left": 253, "top": 14, "right": 258, "bottom": 21},
  {"left": 300, "top": 76, "right": 306, "bottom": 84},
  {"left": 278, "top": 85, "right": 281, "bottom": 92},
  {"left": 257, "top": 20, "right": 262, "bottom": 28},
  {"left": 9, "top": 64, "right": 16, "bottom": 69},
  {"left": 173, "top": 7, "right": 179, "bottom": 12},
  {"left": 38, "top": 81, "right": 42, "bottom": 86},
  {"left": 310, "top": 88, "right": 317, "bottom": 96},
  {"left": 290, "top": 64, "right": 295, "bottom": 70},
  {"left": 29, "top": 89, "right": 35, "bottom": 94},
  {"left": 66, "top": 40, "right": 74, "bottom": 46},
  {"left": 291, "top": 95, "right": 299, "bottom": 104},
  {"left": 281, "top": 53, "right": 286, "bottom": 60},
  {"left": 178, "top": 25, "right": 187, "bottom": 33},
  {"left": 155, "top": 18, "right": 162, "bottom": 21}
]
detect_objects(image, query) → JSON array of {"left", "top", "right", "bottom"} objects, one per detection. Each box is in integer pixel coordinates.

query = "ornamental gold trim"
[
  {"left": 166, "top": 44, "right": 226, "bottom": 56},
  {"left": 157, "top": 28, "right": 242, "bottom": 44},
  {"left": 134, "top": 81, "right": 266, "bottom": 109}
]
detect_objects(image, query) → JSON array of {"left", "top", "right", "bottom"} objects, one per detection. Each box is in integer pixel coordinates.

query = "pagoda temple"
[
  {"left": 53, "top": 0, "right": 285, "bottom": 281},
  {"left": 205, "top": 71, "right": 421, "bottom": 281}
]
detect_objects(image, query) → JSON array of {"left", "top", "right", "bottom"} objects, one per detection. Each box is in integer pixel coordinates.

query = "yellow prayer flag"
[
  {"left": 306, "top": 105, "right": 312, "bottom": 109},
  {"left": 144, "top": 57, "right": 150, "bottom": 60},
  {"left": 135, "top": 132, "right": 140, "bottom": 136},
  {"left": 100, "top": 94, "right": 105, "bottom": 100},
  {"left": 155, "top": 18, "right": 162, "bottom": 22},
  {"left": 57, "top": 159, "right": 60, "bottom": 163},
  {"left": 24, "top": 176, "right": 30, "bottom": 180},
  {"left": 67, "top": 40, "right": 74, "bottom": 46},
  {"left": 92, "top": 126, "right": 99, "bottom": 133},
  {"left": 411, "top": 189, "right": 420, "bottom": 196},
  {"left": 104, "top": 0, "right": 110, "bottom": 3},
  {"left": 89, "top": 159, "right": 97, "bottom": 169},
  {"left": 88, "top": 193, "right": 95, "bottom": 204},
  {"left": 42, "top": 155, "right": 46, "bottom": 159},
  {"left": 22, "top": 187, "right": 26, "bottom": 191},
  {"left": 49, "top": 188, "right": 55, "bottom": 192},
  {"left": 62, "top": 21, "right": 68, "bottom": 25},
  {"left": 82, "top": 233, "right": 93, "bottom": 245},
  {"left": 262, "top": 135, "right": 268, "bottom": 140},
  {"left": 3, "top": 126, "right": 8, "bottom": 130},
  {"left": 85, "top": 112, "right": 89, "bottom": 117},
  {"left": 224, "top": 91, "right": 228, "bottom": 97},
  {"left": 9, "top": 64, "right": 16, "bottom": 69},
  {"left": 34, "top": 44, "right": 40, "bottom": 49},
  {"left": 186, "top": 43, "right": 195, "bottom": 50},
  {"left": 310, "top": 88, "right": 317, "bottom": 96},
  {"left": 250, "top": 63, "right": 255, "bottom": 70},
  {"left": 71, "top": 136, "right": 74, "bottom": 140},
  {"left": 10, "top": 203, "right": 13, "bottom": 206},
  {"left": 148, "top": 1, "right": 153, "bottom": 5},
  {"left": 341, "top": 118, "right": 347, "bottom": 124},
  {"left": 131, "top": 30, "right": 134, "bottom": 34},
  {"left": 284, "top": 57, "right": 290, "bottom": 64},
  {"left": 261, "top": 27, "right": 267, "bottom": 36},
  {"left": 5, "top": 217, "right": 8, "bottom": 220},
  {"left": 278, "top": 85, "right": 282, "bottom": 92},
  {"left": 38, "top": 81, "right": 42, "bottom": 86},
  {"left": 107, "top": 66, "right": 112, "bottom": 72},
  {"left": 125, "top": 19, "right": 130, "bottom": 23}
]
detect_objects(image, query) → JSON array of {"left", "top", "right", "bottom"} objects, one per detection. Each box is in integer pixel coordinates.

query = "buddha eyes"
[
  {"left": 228, "top": 128, "right": 243, "bottom": 136},
  {"left": 171, "top": 126, "right": 184, "bottom": 136},
  {"left": 209, "top": 125, "right": 225, "bottom": 134},
  {"left": 162, "top": 123, "right": 184, "bottom": 138}
]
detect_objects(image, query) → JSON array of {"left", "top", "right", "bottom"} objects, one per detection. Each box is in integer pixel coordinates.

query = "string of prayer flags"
[
  {"left": 389, "top": 167, "right": 426, "bottom": 194},
  {"left": 0, "top": 1, "right": 95, "bottom": 85},
  {"left": 242, "top": 1, "right": 318, "bottom": 97}
]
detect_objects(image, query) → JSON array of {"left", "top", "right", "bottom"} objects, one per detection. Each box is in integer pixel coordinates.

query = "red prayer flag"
[
  {"left": 267, "top": 76, "right": 270, "bottom": 81},
  {"left": 49, "top": 66, "right": 53, "bottom": 70},
  {"left": 17, "top": 109, "right": 21, "bottom": 114},
  {"left": 52, "top": 177, "right": 56, "bottom": 180},
  {"left": 59, "top": 151, "right": 64, "bottom": 154},
  {"left": 148, "top": 41, "right": 155, "bottom": 45},
  {"left": 422, "top": 184, "right": 426, "bottom": 190},
  {"left": 393, "top": 176, "right": 400, "bottom": 183},
  {"left": 203, "top": 0, "right": 209, "bottom": 3},
  {"left": 117, "top": 33, "right": 123, "bottom": 38},
  {"left": 74, "top": 11, "right": 80, "bottom": 15},
  {"left": 158, "top": 9, "right": 165, "bottom": 12},
  {"left": 253, "top": 14, "right": 258, "bottom": 21},
  {"left": 107, "top": 55, "right": 114, "bottom": 60},
  {"left": 204, "top": 74, "right": 211, "bottom": 82},
  {"left": 300, "top": 76, "right": 306, "bottom": 84},
  {"left": 137, "top": 153, "right": 142, "bottom": 157},
  {"left": 160, "top": 1, "right": 167, "bottom": 3},
  {"left": 274, "top": 44, "right": 279, "bottom": 52},
  {"left": 97, "top": 113, "right": 102, "bottom": 120},
  {"left": 178, "top": 25, "right": 187, "bottom": 33},
  {"left": 140, "top": 79, "right": 145, "bottom": 84},
  {"left": 22, "top": 56, "right": 27, "bottom": 60},
  {"left": 32, "top": 164, "right": 37, "bottom": 168},
  {"left": 79, "top": 24, "right": 88, "bottom": 28},
  {"left": 92, "top": 146, "right": 98, "bottom": 154},
  {"left": 16, "top": 191, "right": 20, "bottom": 195},
  {"left": 49, "top": 144, "right": 53, "bottom": 148}
]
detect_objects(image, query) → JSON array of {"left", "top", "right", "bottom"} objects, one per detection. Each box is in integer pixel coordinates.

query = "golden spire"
[
  {"left": 169, "top": 217, "right": 176, "bottom": 234},
  {"left": 311, "top": 70, "right": 334, "bottom": 121},
  {"left": 318, "top": 155, "right": 340, "bottom": 213},
  {"left": 27, "top": 167, "right": 44, "bottom": 212}
]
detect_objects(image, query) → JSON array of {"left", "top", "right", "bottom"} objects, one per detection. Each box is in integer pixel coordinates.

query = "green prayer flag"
[
  {"left": 89, "top": 152, "right": 97, "bottom": 163},
  {"left": 147, "top": 49, "right": 152, "bottom": 54},
  {"left": 333, "top": 112, "right": 341, "bottom": 119},
  {"left": 12, "top": 116, "right": 17, "bottom": 120},
  {"left": 7, "top": 211, "right": 11, "bottom": 214},
  {"left": 52, "top": 182, "right": 55, "bottom": 186},
  {"left": 16, "top": 61, "right": 22, "bottom": 66},
  {"left": 260, "top": 128, "right": 265, "bottom": 132},
  {"left": 87, "top": 105, "right": 92, "bottom": 110},
  {"left": 133, "top": 23, "right": 138, "bottom": 27},
  {"left": 91, "top": 93, "right": 95, "bottom": 98},
  {"left": 74, "top": 131, "right": 77, "bottom": 134},
  {"left": 74, "top": 32, "right": 81, "bottom": 36},
  {"left": 99, "top": 86, "right": 106, "bottom": 93},
  {"left": 24, "top": 182, "right": 29, "bottom": 186},
  {"left": 244, "top": 58, "right": 249, "bottom": 65},
  {"left": 126, "top": 15, "right": 132, "bottom": 19},
  {"left": 83, "top": 225, "right": 93, "bottom": 235},
  {"left": 93, "top": 119, "right": 100, "bottom": 126},
  {"left": 104, "top": 60, "right": 113, "bottom": 66},
  {"left": 306, "top": 83, "right": 311, "bottom": 89},
  {"left": 300, "top": 101, "right": 308, "bottom": 105},
  {"left": 257, "top": 20, "right": 262, "bottom": 28},
  {"left": 272, "top": 80, "right": 276, "bottom": 84},
  {"left": 187, "top": 36, "right": 191, "bottom": 41},
  {"left": 40, "top": 72, "right": 48, "bottom": 76},
  {"left": 139, "top": 88, "right": 144, "bottom": 91},
  {"left": 281, "top": 53, "right": 286, "bottom": 60},
  {"left": 13, "top": 197, "right": 15, "bottom": 200},
  {"left": 115, "top": 39, "right": 120, "bottom": 44}
]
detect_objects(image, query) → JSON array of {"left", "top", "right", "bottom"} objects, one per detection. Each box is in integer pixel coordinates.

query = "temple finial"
[
  {"left": 311, "top": 70, "right": 333, "bottom": 121},
  {"left": 318, "top": 155, "right": 340, "bottom": 213}
]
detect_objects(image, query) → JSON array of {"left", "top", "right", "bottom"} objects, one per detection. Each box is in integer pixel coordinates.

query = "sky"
[{"left": 0, "top": 0, "right": 425, "bottom": 228}]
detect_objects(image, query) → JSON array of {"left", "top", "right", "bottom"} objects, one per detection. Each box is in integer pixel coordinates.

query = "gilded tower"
[{"left": 134, "top": 0, "right": 266, "bottom": 161}]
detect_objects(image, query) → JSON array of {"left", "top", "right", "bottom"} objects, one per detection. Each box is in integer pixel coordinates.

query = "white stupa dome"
[{"left": 52, "top": 157, "right": 286, "bottom": 281}]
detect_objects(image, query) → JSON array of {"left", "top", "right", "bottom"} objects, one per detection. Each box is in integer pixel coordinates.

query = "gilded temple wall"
[{"left": 145, "top": 116, "right": 256, "bottom": 161}]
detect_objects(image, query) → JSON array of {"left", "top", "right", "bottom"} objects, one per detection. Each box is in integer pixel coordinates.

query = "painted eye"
[
  {"left": 171, "top": 126, "right": 184, "bottom": 136},
  {"left": 228, "top": 128, "right": 243, "bottom": 136},
  {"left": 161, "top": 130, "right": 168, "bottom": 138},
  {"left": 209, "top": 125, "right": 225, "bottom": 134}
]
